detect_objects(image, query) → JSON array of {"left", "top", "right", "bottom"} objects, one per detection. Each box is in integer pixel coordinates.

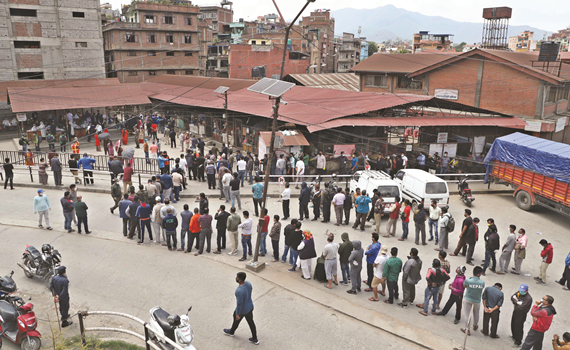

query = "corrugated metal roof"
[
  {"left": 8, "top": 84, "right": 151, "bottom": 113},
  {"left": 350, "top": 52, "right": 460, "bottom": 73},
  {"left": 284, "top": 73, "right": 359, "bottom": 92},
  {"left": 259, "top": 130, "right": 309, "bottom": 147},
  {"left": 145, "top": 75, "right": 256, "bottom": 91}
]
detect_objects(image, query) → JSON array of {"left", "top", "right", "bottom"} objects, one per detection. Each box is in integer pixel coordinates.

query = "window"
[
  {"left": 147, "top": 33, "right": 156, "bottom": 43},
  {"left": 18, "top": 72, "right": 43, "bottom": 80},
  {"left": 261, "top": 41, "right": 266, "bottom": 45},
  {"left": 184, "top": 34, "right": 192, "bottom": 44},
  {"left": 185, "top": 17, "right": 192, "bottom": 25},
  {"left": 125, "top": 32, "right": 136, "bottom": 43},
  {"left": 251, "top": 40, "right": 256, "bottom": 45},
  {"left": 148, "top": 51, "right": 156, "bottom": 56},
  {"left": 364, "top": 75, "right": 388, "bottom": 87},
  {"left": 9, "top": 8, "right": 37, "bottom": 17},
  {"left": 75, "top": 42, "right": 87, "bottom": 48},
  {"left": 127, "top": 52, "right": 137, "bottom": 56},
  {"left": 72, "top": 11, "right": 85, "bottom": 18},
  {"left": 145, "top": 14, "right": 155, "bottom": 24},
  {"left": 397, "top": 76, "right": 422, "bottom": 90},
  {"left": 220, "top": 60, "right": 228, "bottom": 68},
  {"left": 164, "top": 15, "right": 173, "bottom": 24},
  {"left": 14, "top": 41, "right": 40, "bottom": 49},
  {"left": 184, "top": 52, "right": 193, "bottom": 56},
  {"left": 546, "top": 86, "right": 558, "bottom": 103},
  {"left": 166, "top": 52, "right": 174, "bottom": 56},
  {"left": 127, "top": 71, "right": 138, "bottom": 76},
  {"left": 377, "top": 186, "right": 400, "bottom": 198},
  {"left": 185, "top": 70, "right": 193, "bottom": 75},
  {"left": 166, "top": 70, "right": 175, "bottom": 74},
  {"left": 149, "top": 71, "right": 157, "bottom": 76},
  {"left": 165, "top": 34, "right": 173, "bottom": 43},
  {"left": 426, "top": 182, "right": 447, "bottom": 194}
]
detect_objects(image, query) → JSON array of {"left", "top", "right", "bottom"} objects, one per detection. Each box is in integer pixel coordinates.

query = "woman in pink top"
[{"left": 512, "top": 228, "right": 528, "bottom": 275}]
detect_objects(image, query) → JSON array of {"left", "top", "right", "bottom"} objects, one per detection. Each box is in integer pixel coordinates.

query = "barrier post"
[{"left": 78, "top": 311, "right": 86, "bottom": 345}]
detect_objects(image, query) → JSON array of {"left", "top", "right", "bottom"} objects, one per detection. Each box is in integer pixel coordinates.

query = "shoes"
[
  {"left": 223, "top": 329, "right": 234, "bottom": 337},
  {"left": 287, "top": 268, "right": 296, "bottom": 272},
  {"left": 428, "top": 238, "right": 434, "bottom": 241},
  {"left": 137, "top": 241, "right": 143, "bottom": 244},
  {"left": 249, "top": 338, "right": 259, "bottom": 345},
  {"left": 85, "top": 231, "right": 92, "bottom": 234},
  {"left": 340, "top": 281, "right": 348, "bottom": 285},
  {"left": 510, "top": 271, "right": 520, "bottom": 275},
  {"left": 533, "top": 277, "right": 541, "bottom": 281},
  {"left": 536, "top": 280, "right": 546, "bottom": 285},
  {"left": 239, "top": 258, "right": 246, "bottom": 261},
  {"left": 467, "top": 262, "right": 474, "bottom": 266},
  {"left": 347, "top": 290, "right": 357, "bottom": 294},
  {"left": 396, "top": 303, "right": 408, "bottom": 308},
  {"left": 62, "top": 320, "right": 73, "bottom": 328},
  {"left": 454, "top": 319, "right": 460, "bottom": 324}
]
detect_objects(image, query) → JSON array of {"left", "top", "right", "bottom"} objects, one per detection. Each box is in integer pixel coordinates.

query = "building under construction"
[{"left": 481, "top": 7, "right": 512, "bottom": 50}]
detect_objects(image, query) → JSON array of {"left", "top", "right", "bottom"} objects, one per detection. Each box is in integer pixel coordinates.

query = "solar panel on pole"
[
  {"left": 247, "top": 77, "right": 295, "bottom": 98},
  {"left": 214, "top": 86, "right": 230, "bottom": 94}
]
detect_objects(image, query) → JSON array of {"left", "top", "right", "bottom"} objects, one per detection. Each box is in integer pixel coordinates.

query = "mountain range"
[{"left": 333, "top": 5, "right": 551, "bottom": 45}]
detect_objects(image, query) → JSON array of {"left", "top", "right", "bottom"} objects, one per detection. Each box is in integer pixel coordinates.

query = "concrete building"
[
  {"left": 360, "top": 38, "right": 369, "bottom": 61},
  {"left": 413, "top": 31, "right": 453, "bottom": 52},
  {"left": 548, "top": 25, "right": 570, "bottom": 52},
  {"left": 229, "top": 43, "right": 310, "bottom": 79},
  {"left": 508, "top": 31, "right": 536, "bottom": 52},
  {"left": 336, "top": 32, "right": 360, "bottom": 73},
  {"left": 199, "top": 2, "right": 233, "bottom": 77},
  {"left": 102, "top": 1, "right": 200, "bottom": 83},
  {"left": 299, "top": 9, "right": 335, "bottom": 73},
  {"left": 0, "top": 0, "right": 105, "bottom": 81}
]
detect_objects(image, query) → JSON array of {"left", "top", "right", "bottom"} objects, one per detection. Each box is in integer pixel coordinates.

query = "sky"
[{"left": 104, "top": 0, "right": 570, "bottom": 32}]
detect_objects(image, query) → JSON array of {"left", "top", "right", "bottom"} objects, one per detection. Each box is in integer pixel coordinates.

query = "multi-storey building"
[
  {"left": 360, "top": 38, "right": 369, "bottom": 61},
  {"left": 508, "top": 31, "right": 536, "bottom": 52},
  {"left": 0, "top": 0, "right": 105, "bottom": 81},
  {"left": 548, "top": 26, "right": 570, "bottom": 52},
  {"left": 413, "top": 31, "right": 453, "bottom": 52},
  {"left": 199, "top": 1, "right": 233, "bottom": 77},
  {"left": 299, "top": 9, "right": 335, "bottom": 73},
  {"left": 102, "top": 1, "right": 200, "bottom": 83},
  {"left": 336, "top": 32, "right": 360, "bottom": 73}
]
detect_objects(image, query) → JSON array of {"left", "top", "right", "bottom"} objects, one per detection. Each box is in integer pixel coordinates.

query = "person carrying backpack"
[
  {"left": 19, "top": 136, "right": 29, "bottom": 152},
  {"left": 419, "top": 259, "right": 450, "bottom": 316},
  {"left": 47, "top": 133, "right": 55, "bottom": 152},
  {"left": 438, "top": 206, "right": 453, "bottom": 251}
]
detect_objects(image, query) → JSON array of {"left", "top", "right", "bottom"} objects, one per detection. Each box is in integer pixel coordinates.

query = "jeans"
[
  {"left": 4, "top": 174, "right": 14, "bottom": 189},
  {"left": 271, "top": 240, "right": 279, "bottom": 261},
  {"left": 260, "top": 232, "right": 268, "bottom": 255},
  {"left": 289, "top": 249, "right": 299, "bottom": 270},
  {"left": 229, "top": 309, "right": 257, "bottom": 340},
  {"left": 238, "top": 170, "right": 245, "bottom": 186},
  {"left": 248, "top": 170, "right": 253, "bottom": 183},
  {"left": 423, "top": 286, "right": 440, "bottom": 313},
  {"left": 402, "top": 221, "right": 409, "bottom": 239},
  {"left": 428, "top": 218, "right": 439, "bottom": 240},
  {"left": 223, "top": 186, "right": 231, "bottom": 203},
  {"left": 198, "top": 228, "right": 212, "bottom": 253},
  {"left": 63, "top": 211, "right": 73, "bottom": 230},
  {"left": 231, "top": 190, "right": 242, "bottom": 210},
  {"left": 173, "top": 186, "right": 181, "bottom": 201},
  {"left": 181, "top": 229, "right": 188, "bottom": 249},
  {"left": 340, "top": 262, "right": 350, "bottom": 283},
  {"left": 140, "top": 219, "right": 152, "bottom": 242},
  {"left": 483, "top": 249, "right": 496, "bottom": 272},
  {"left": 166, "top": 230, "right": 177, "bottom": 249},
  {"left": 282, "top": 245, "right": 292, "bottom": 263},
  {"left": 241, "top": 235, "right": 252, "bottom": 259},
  {"left": 253, "top": 198, "right": 262, "bottom": 216}
]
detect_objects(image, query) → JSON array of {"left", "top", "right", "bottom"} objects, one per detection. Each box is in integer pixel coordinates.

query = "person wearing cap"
[
  {"left": 510, "top": 284, "right": 533, "bottom": 346},
  {"left": 50, "top": 266, "right": 72, "bottom": 327},
  {"left": 451, "top": 209, "right": 472, "bottom": 257},
  {"left": 481, "top": 282, "right": 503, "bottom": 338},
  {"left": 33, "top": 189, "right": 52, "bottom": 230},
  {"left": 110, "top": 178, "right": 122, "bottom": 214},
  {"left": 535, "top": 239, "right": 553, "bottom": 285},
  {"left": 436, "top": 266, "right": 467, "bottom": 324}
]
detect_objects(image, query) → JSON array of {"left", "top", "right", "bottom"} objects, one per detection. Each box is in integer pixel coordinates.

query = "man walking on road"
[
  {"left": 33, "top": 189, "right": 52, "bottom": 230},
  {"left": 110, "top": 179, "right": 122, "bottom": 214},
  {"left": 74, "top": 195, "right": 91, "bottom": 234},
  {"left": 510, "top": 284, "right": 532, "bottom": 347},
  {"left": 481, "top": 283, "right": 504, "bottom": 338},
  {"left": 520, "top": 295, "right": 556, "bottom": 350},
  {"left": 451, "top": 209, "right": 472, "bottom": 257},
  {"left": 497, "top": 224, "right": 517, "bottom": 274},
  {"left": 223, "top": 272, "right": 259, "bottom": 345},
  {"left": 535, "top": 239, "right": 553, "bottom": 285},
  {"left": 50, "top": 266, "right": 72, "bottom": 327},
  {"left": 460, "top": 266, "right": 485, "bottom": 336}
]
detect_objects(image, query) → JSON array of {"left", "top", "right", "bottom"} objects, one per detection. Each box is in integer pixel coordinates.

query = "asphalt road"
[{"left": 0, "top": 186, "right": 568, "bottom": 350}]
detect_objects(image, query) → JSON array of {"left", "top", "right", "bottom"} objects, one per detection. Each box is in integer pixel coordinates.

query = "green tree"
[
  {"left": 368, "top": 41, "right": 379, "bottom": 55},
  {"left": 397, "top": 48, "right": 408, "bottom": 53},
  {"left": 455, "top": 41, "right": 467, "bottom": 52}
]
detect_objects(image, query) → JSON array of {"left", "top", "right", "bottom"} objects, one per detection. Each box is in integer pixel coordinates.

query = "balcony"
[{"left": 103, "top": 21, "right": 141, "bottom": 31}]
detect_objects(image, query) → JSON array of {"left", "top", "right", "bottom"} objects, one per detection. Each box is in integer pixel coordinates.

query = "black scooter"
[{"left": 458, "top": 176, "right": 475, "bottom": 207}]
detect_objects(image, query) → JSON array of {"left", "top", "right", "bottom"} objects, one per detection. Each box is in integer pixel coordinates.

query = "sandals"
[
  {"left": 461, "top": 329, "right": 471, "bottom": 336},
  {"left": 379, "top": 291, "right": 385, "bottom": 296},
  {"left": 38, "top": 225, "right": 43, "bottom": 228},
  {"left": 418, "top": 311, "right": 428, "bottom": 316},
  {"left": 324, "top": 284, "right": 332, "bottom": 289},
  {"left": 369, "top": 297, "right": 379, "bottom": 302}
]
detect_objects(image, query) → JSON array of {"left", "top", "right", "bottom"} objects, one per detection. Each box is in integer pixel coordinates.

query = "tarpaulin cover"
[{"left": 484, "top": 132, "right": 570, "bottom": 184}]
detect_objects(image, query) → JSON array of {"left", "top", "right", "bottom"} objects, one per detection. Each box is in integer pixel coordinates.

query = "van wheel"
[
  {"left": 411, "top": 201, "right": 418, "bottom": 212},
  {"left": 516, "top": 190, "right": 533, "bottom": 211}
]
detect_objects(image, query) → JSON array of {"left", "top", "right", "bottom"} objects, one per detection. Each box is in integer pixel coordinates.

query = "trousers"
[
  {"left": 440, "top": 293, "right": 463, "bottom": 320},
  {"left": 334, "top": 205, "right": 343, "bottom": 225},
  {"left": 322, "top": 202, "right": 331, "bottom": 222},
  {"left": 223, "top": 186, "right": 231, "bottom": 203},
  {"left": 466, "top": 243, "right": 476, "bottom": 264},
  {"left": 462, "top": 300, "right": 481, "bottom": 329},
  {"left": 77, "top": 216, "right": 89, "bottom": 233},
  {"left": 353, "top": 212, "right": 367, "bottom": 230},
  {"left": 415, "top": 223, "right": 426, "bottom": 244},
  {"left": 483, "top": 249, "right": 497, "bottom": 272},
  {"left": 140, "top": 219, "right": 152, "bottom": 242},
  {"left": 539, "top": 261, "right": 549, "bottom": 282},
  {"left": 228, "top": 230, "right": 238, "bottom": 253},
  {"left": 253, "top": 198, "right": 262, "bottom": 216},
  {"left": 521, "top": 329, "right": 544, "bottom": 350},
  {"left": 428, "top": 218, "right": 439, "bottom": 240},
  {"left": 231, "top": 191, "right": 242, "bottom": 210},
  {"left": 128, "top": 218, "right": 140, "bottom": 239},
  {"left": 511, "top": 309, "right": 528, "bottom": 345},
  {"left": 499, "top": 250, "right": 513, "bottom": 273},
  {"left": 282, "top": 199, "right": 290, "bottom": 219},
  {"left": 229, "top": 309, "right": 257, "bottom": 339},
  {"left": 199, "top": 228, "right": 212, "bottom": 253},
  {"left": 439, "top": 227, "right": 448, "bottom": 250},
  {"left": 423, "top": 286, "right": 440, "bottom": 313},
  {"left": 401, "top": 280, "right": 415, "bottom": 305},
  {"left": 38, "top": 210, "right": 50, "bottom": 227},
  {"left": 216, "top": 228, "right": 226, "bottom": 252},
  {"left": 373, "top": 213, "right": 382, "bottom": 233},
  {"left": 513, "top": 254, "right": 524, "bottom": 274},
  {"left": 386, "top": 218, "right": 398, "bottom": 236},
  {"left": 344, "top": 207, "right": 351, "bottom": 225},
  {"left": 387, "top": 280, "right": 399, "bottom": 303},
  {"left": 482, "top": 309, "right": 500, "bottom": 337},
  {"left": 299, "top": 204, "right": 309, "bottom": 220},
  {"left": 187, "top": 232, "right": 200, "bottom": 252}
]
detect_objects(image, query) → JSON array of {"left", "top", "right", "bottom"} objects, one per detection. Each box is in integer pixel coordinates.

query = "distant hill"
[{"left": 333, "top": 5, "right": 551, "bottom": 45}]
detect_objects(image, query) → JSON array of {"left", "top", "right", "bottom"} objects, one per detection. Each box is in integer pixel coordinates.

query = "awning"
[
  {"left": 306, "top": 116, "right": 528, "bottom": 133},
  {"left": 8, "top": 85, "right": 151, "bottom": 113},
  {"left": 259, "top": 130, "right": 309, "bottom": 147}
]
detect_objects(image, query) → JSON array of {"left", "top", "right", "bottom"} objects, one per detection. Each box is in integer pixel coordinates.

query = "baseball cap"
[
  {"left": 519, "top": 284, "right": 529, "bottom": 293},
  {"left": 37, "top": 189, "right": 44, "bottom": 193}
]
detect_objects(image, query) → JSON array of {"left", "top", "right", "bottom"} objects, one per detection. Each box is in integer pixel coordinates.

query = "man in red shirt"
[
  {"left": 384, "top": 196, "right": 401, "bottom": 238},
  {"left": 151, "top": 123, "right": 158, "bottom": 141},
  {"left": 398, "top": 199, "right": 412, "bottom": 241},
  {"left": 535, "top": 239, "right": 553, "bottom": 285},
  {"left": 123, "top": 164, "right": 134, "bottom": 194},
  {"left": 259, "top": 208, "right": 270, "bottom": 256},
  {"left": 520, "top": 295, "right": 556, "bottom": 350}
]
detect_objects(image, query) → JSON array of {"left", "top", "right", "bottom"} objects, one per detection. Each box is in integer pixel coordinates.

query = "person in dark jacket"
[
  {"left": 281, "top": 219, "right": 298, "bottom": 264},
  {"left": 199, "top": 192, "right": 209, "bottom": 215},
  {"left": 311, "top": 184, "right": 322, "bottom": 221},
  {"left": 347, "top": 240, "right": 364, "bottom": 294},
  {"left": 298, "top": 229, "right": 317, "bottom": 279},
  {"left": 483, "top": 223, "right": 500, "bottom": 275},
  {"left": 136, "top": 201, "right": 153, "bottom": 244},
  {"left": 465, "top": 218, "right": 480, "bottom": 265},
  {"left": 343, "top": 188, "right": 352, "bottom": 225},
  {"left": 510, "top": 284, "right": 533, "bottom": 346},
  {"left": 414, "top": 203, "right": 427, "bottom": 245},
  {"left": 50, "top": 266, "right": 72, "bottom": 327},
  {"left": 419, "top": 259, "right": 450, "bottom": 316},
  {"left": 108, "top": 156, "right": 124, "bottom": 184},
  {"left": 298, "top": 182, "right": 310, "bottom": 221},
  {"left": 214, "top": 205, "right": 230, "bottom": 254},
  {"left": 399, "top": 248, "right": 423, "bottom": 308},
  {"left": 162, "top": 208, "right": 178, "bottom": 250},
  {"left": 126, "top": 195, "right": 141, "bottom": 240},
  {"left": 338, "top": 232, "right": 353, "bottom": 285},
  {"left": 196, "top": 152, "right": 205, "bottom": 182},
  {"left": 186, "top": 150, "right": 196, "bottom": 180},
  {"left": 287, "top": 221, "right": 304, "bottom": 272},
  {"left": 60, "top": 191, "right": 75, "bottom": 232},
  {"left": 321, "top": 183, "right": 333, "bottom": 223},
  {"left": 119, "top": 194, "right": 132, "bottom": 236},
  {"left": 73, "top": 195, "right": 90, "bottom": 234}
]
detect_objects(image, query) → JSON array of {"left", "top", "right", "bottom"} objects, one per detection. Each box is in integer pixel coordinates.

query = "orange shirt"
[{"left": 189, "top": 213, "right": 201, "bottom": 233}]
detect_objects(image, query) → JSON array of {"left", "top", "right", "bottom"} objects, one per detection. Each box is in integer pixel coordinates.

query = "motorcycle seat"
[
  {"left": 153, "top": 308, "right": 175, "bottom": 341},
  {"left": 0, "top": 300, "right": 18, "bottom": 325}
]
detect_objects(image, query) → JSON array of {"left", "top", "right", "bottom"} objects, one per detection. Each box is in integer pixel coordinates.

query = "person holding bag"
[{"left": 512, "top": 228, "right": 527, "bottom": 275}]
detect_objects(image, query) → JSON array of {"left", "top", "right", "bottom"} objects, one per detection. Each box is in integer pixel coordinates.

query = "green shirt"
[
  {"left": 227, "top": 213, "right": 242, "bottom": 232},
  {"left": 464, "top": 276, "right": 485, "bottom": 303},
  {"left": 73, "top": 201, "right": 88, "bottom": 217},
  {"left": 303, "top": 154, "right": 309, "bottom": 167},
  {"left": 382, "top": 256, "right": 403, "bottom": 282}
]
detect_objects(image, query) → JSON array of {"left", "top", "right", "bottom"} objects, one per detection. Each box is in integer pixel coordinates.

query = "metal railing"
[{"left": 78, "top": 310, "right": 188, "bottom": 350}]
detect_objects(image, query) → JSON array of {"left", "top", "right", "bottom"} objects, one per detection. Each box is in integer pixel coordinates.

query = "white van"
[
  {"left": 393, "top": 169, "right": 449, "bottom": 210},
  {"left": 349, "top": 170, "right": 402, "bottom": 214}
]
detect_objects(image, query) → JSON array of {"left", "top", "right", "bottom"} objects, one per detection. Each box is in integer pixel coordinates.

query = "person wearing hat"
[
  {"left": 33, "top": 189, "right": 52, "bottom": 230},
  {"left": 110, "top": 178, "right": 122, "bottom": 214},
  {"left": 510, "top": 284, "right": 532, "bottom": 346},
  {"left": 50, "top": 266, "right": 72, "bottom": 327},
  {"left": 535, "top": 239, "right": 553, "bottom": 285},
  {"left": 436, "top": 266, "right": 467, "bottom": 324}
]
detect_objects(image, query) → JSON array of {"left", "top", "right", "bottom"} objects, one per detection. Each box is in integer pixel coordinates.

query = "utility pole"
[{"left": 223, "top": 90, "right": 229, "bottom": 147}]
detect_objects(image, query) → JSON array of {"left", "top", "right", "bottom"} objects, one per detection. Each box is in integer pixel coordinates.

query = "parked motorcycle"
[
  {"left": 148, "top": 306, "right": 196, "bottom": 350},
  {"left": 17, "top": 244, "right": 61, "bottom": 290},
  {"left": 458, "top": 176, "right": 475, "bottom": 207},
  {"left": 0, "top": 272, "right": 41, "bottom": 350}
]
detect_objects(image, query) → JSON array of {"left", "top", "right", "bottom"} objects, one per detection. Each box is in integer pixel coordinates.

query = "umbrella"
[
  {"left": 98, "top": 132, "right": 109, "bottom": 140},
  {"left": 122, "top": 147, "right": 135, "bottom": 159}
]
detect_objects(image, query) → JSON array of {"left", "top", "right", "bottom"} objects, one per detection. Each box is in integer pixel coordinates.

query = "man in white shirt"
[
  {"left": 172, "top": 170, "right": 183, "bottom": 202},
  {"left": 401, "top": 152, "right": 408, "bottom": 168},
  {"left": 295, "top": 159, "right": 305, "bottom": 189},
  {"left": 179, "top": 154, "right": 188, "bottom": 189},
  {"left": 316, "top": 151, "right": 326, "bottom": 176},
  {"left": 160, "top": 199, "right": 177, "bottom": 219},
  {"left": 238, "top": 211, "right": 253, "bottom": 261},
  {"left": 372, "top": 246, "right": 389, "bottom": 301},
  {"left": 332, "top": 188, "right": 346, "bottom": 226},
  {"left": 281, "top": 182, "right": 291, "bottom": 220},
  {"left": 276, "top": 154, "right": 287, "bottom": 176},
  {"left": 428, "top": 200, "right": 442, "bottom": 244},
  {"left": 237, "top": 158, "right": 247, "bottom": 187},
  {"left": 222, "top": 169, "right": 233, "bottom": 204}
]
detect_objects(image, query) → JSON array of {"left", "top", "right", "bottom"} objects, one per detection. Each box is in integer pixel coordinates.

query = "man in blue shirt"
[
  {"left": 224, "top": 272, "right": 259, "bottom": 345},
  {"left": 251, "top": 176, "right": 264, "bottom": 217},
  {"left": 555, "top": 251, "right": 570, "bottom": 290},
  {"left": 364, "top": 233, "right": 381, "bottom": 292},
  {"left": 353, "top": 190, "right": 372, "bottom": 231},
  {"left": 78, "top": 153, "right": 96, "bottom": 185},
  {"left": 50, "top": 266, "right": 72, "bottom": 327},
  {"left": 350, "top": 154, "right": 358, "bottom": 173}
]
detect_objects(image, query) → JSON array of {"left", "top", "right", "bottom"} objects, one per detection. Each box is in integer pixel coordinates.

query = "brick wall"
[
  {"left": 229, "top": 44, "right": 309, "bottom": 79},
  {"left": 16, "top": 53, "right": 42, "bottom": 68},
  {"left": 9, "top": 0, "right": 39, "bottom": 4},
  {"left": 12, "top": 22, "right": 42, "bottom": 37}
]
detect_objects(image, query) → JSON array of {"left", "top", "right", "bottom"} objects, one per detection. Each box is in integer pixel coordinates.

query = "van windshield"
[
  {"left": 425, "top": 182, "right": 447, "bottom": 194},
  {"left": 377, "top": 186, "right": 400, "bottom": 198}
]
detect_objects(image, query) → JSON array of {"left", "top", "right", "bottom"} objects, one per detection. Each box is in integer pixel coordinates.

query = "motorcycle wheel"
[
  {"left": 21, "top": 336, "right": 41, "bottom": 350},
  {"left": 23, "top": 259, "right": 34, "bottom": 278},
  {"left": 44, "top": 270, "right": 55, "bottom": 290},
  {"left": 465, "top": 199, "right": 472, "bottom": 207}
]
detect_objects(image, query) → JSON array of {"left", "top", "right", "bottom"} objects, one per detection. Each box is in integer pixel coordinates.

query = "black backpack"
[{"left": 19, "top": 138, "right": 24, "bottom": 145}]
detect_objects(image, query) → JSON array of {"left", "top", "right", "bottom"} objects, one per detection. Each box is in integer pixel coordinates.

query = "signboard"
[
  {"left": 16, "top": 113, "right": 27, "bottom": 122},
  {"left": 406, "top": 144, "right": 413, "bottom": 152},
  {"left": 555, "top": 117, "right": 567, "bottom": 133},
  {"left": 437, "top": 132, "right": 448, "bottom": 144},
  {"left": 524, "top": 120, "right": 542, "bottom": 132},
  {"left": 434, "top": 89, "right": 459, "bottom": 100}
]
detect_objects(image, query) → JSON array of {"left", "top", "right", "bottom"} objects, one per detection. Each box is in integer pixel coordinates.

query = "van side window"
[
  {"left": 352, "top": 173, "right": 360, "bottom": 183},
  {"left": 395, "top": 171, "right": 404, "bottom": 180},
  {"left": 426, "top": 182, "right": 447, "bottom": 194}
]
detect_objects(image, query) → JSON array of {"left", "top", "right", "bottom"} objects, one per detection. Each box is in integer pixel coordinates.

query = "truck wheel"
[{"left": 516, "top": 190, "right": 533, "bottom": 211}]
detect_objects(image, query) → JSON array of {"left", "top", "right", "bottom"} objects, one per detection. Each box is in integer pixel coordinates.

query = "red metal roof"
[
  {"left": 8, "top": 84, "right": 151, "bottom": 113},
  {"left": 350, "top": 52, "right": 460, "bottom": 74}
]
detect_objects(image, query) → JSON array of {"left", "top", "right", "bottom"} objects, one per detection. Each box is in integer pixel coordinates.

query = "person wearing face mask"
[
  {"left": 482, "top": 221, "right": 499, "bottom": 275},
  {"left": 497, "top": 224, "right": 517, "bottom": 275},
  {"left": 315, "top": 151, "right": 326, "bottom": 176},
  {"left": 465, "top": 217, "right": 480, "bottom": 265},
  {"left": 520, "top": 295, "right": 556, "bottom": 350},
  {"left": 451, "top": 209, "right": 472, "bottom": 257},
  {"left": 512, "top": 228, "right": 528, "bottom": 275},
  {"left": 510, "top": 284, "right": 532, "bottom": 347},
  {"left": 223, "top": 272, "right": 259, "bottom": 345}
]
